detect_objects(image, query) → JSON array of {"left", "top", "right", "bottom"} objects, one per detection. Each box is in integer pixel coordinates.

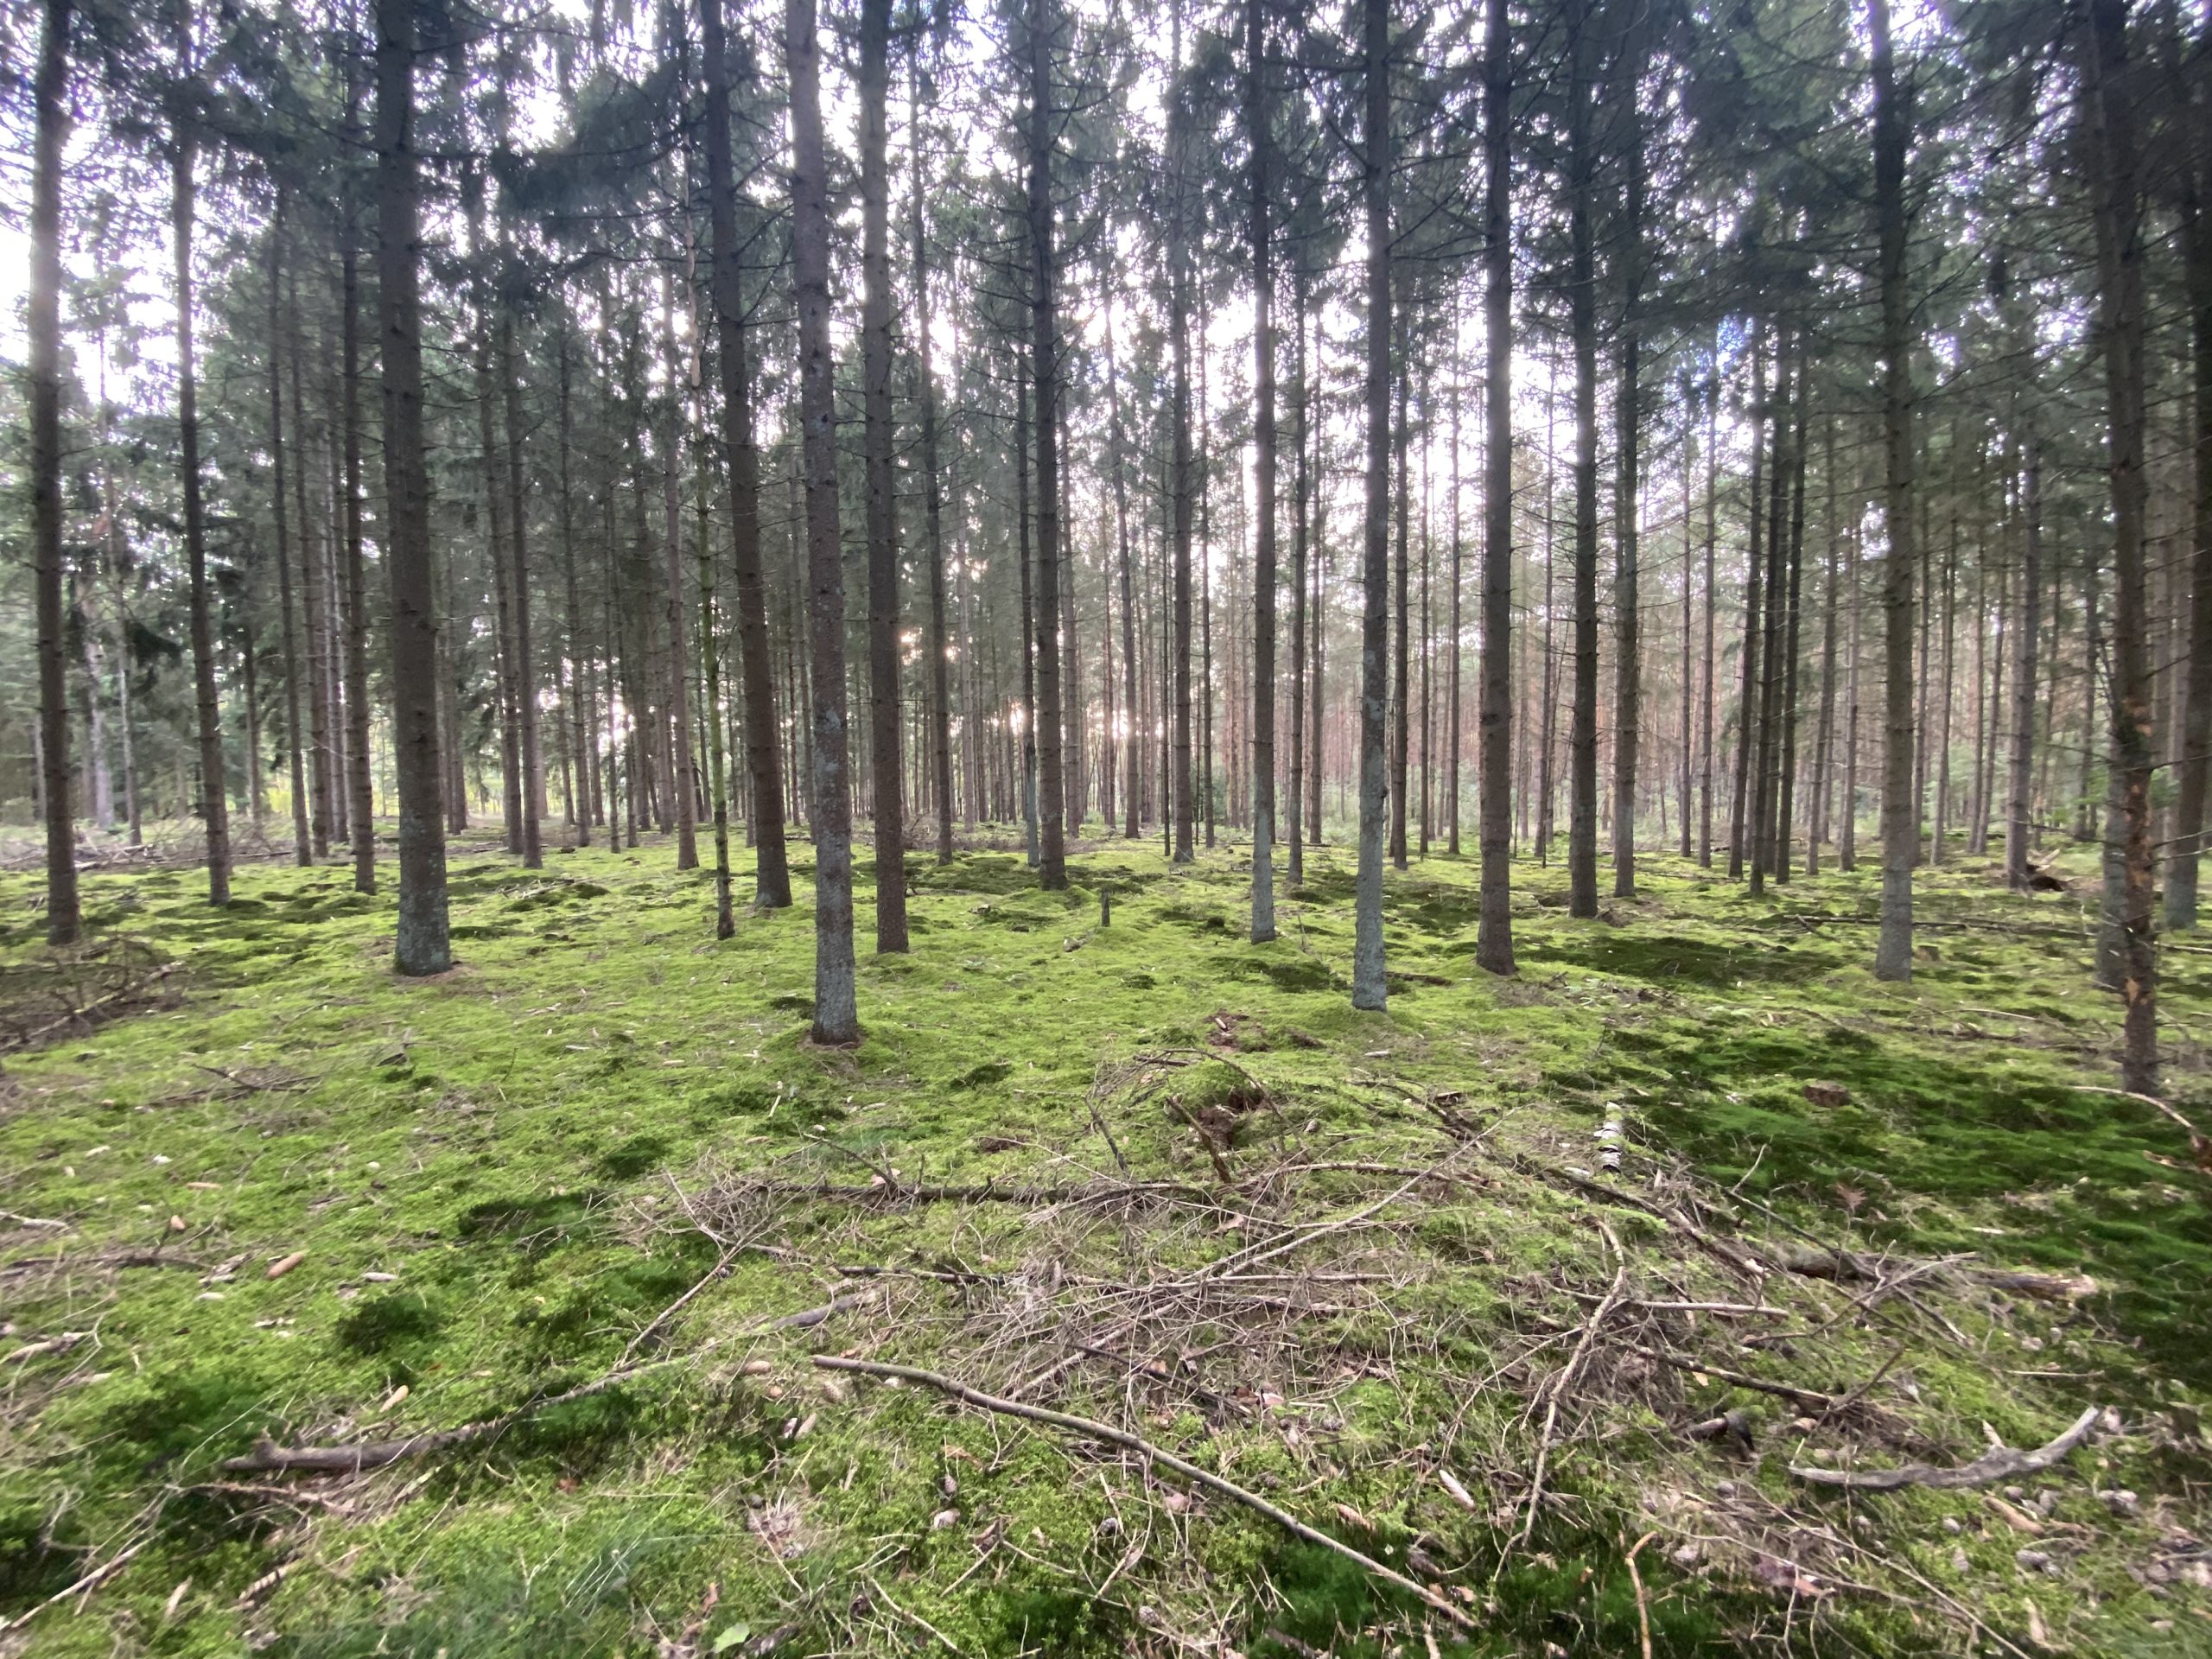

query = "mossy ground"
[{"left": 1, "top": 826, "right": 2208, "bottom": 1656}]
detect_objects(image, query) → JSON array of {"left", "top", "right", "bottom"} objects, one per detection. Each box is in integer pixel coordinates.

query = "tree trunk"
[
  {"left": 1611, "top": 76, "right": 1644, "bottom": 899},
  {"left": 2083, "top": 0, "right": 2158, "bottom": 1089},
  {"left": 1390, "top": 302, "right": 1411, "bottom": 872},
  {"left": 1700, "top": 361, "right": 1718, "bottom": 867},
  {"left": 1169, "top": 6, "right": 1195, "bottom": 866},
  {"left": 1872, "top": 0, "right": 1917, "bottom": 982},
  {"left": 175, "top": 8, "right": 231, "bottom": 907},
  {"left": 1475, "top": 0, "right": 1516, "bottom": 975},
  {"left": 2170, "top": 56, "right": 2212, "bottom": 927},
  {"left": 340, "top": 81, "right": 378, "bottom": 892},
  {"left": 377, "top": 0, "right": 448, "bottom": 973},
  {"left": 269, "top": 205, "right": 312, "bottom": 866},
  {"left": 789, "top": 0, "right": 859, "bottom": 1042},
  {"left": 702, "top": 0, "right": 792, "bottom": 906},
  {"left": 912, "top": 54, "right": 954, "bottom": 868},
  {"left": 1353, "top": 0, "right": 1392, "bottom": 1007},
  {"left": 859, "top": 0, "right": 907, "bottom": 942},
  {"left": 503, "top": 294, "right": 543, "bottom": 870},
  {"left": 1028, "top": 0, "right": 1068, "bottom": 889},
  {"left": 32, "top": 0, "right": 76, "bottom": 944},
  {"left": 1249, "top": 0, "right": 1277, "bottom": 938},
  {"left": 290, "top": 259, "right": 335, "bottom": 861},
  {"left": 1567, "top": 0, "right": 1599, "bottom": 918}
]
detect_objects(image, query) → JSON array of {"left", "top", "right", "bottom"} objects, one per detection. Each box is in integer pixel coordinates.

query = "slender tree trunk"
[
  {"left": 789, "top": 0, "right": 858, "bottom": 1042},
  {"left": 1390, "top": 303, "right": 1411, "bottom": 871},
  {"left": 1611, "top": 81, "right": 1644, "bottom": 898},
  {"left": 1249, "top": 0, "right": 1277, "bottom": 937},
  {"left": 1700, "top": 365, "right": 1718, "bottom": 867},
  {"left": 1353, "top": 0, "right": 1392, "bottom": 1007},
  {"left": 269, "top": 206, "right": 311, "bottom": 866},
  {"left": 1777, "top": 373, "right": 1808, "bottom": 880},
  {"left": 1567, "top": 0, "right": 1599, "bottom": 918},
  {"left": 1729, "top": 333, "right": 1766, "bottom": 880},
  {"left": 1310, "top": 372, "right": 1328, "bottom": 850},
  {"left": 32, "top": 0, "right": 76, "bottom": 944},
  {"left": 1809, "top": 415, "right": 1840, "bottom": 875},
  {"left": 378, "top": 0, "right": 448, "bottom": 972},
  {"left": 2007, "top": 429, "right": 2044, "bottom": 888},
  {"left": 1476, "top": 0, "right": 1516, "bottom": 974},
  {"left": 702, "top": 0, "right": 791, "bottom": 906},
  {"left": 1872, "top": 0, "right": 1917, "bottom": 981},
  {"left": 175, "top": 10, "right": 230, "bottom": 906},
  {"left": 2170, "top": 67, "right": 2212, "bottom": 926},
  {"left": 2084, "top": 0, "right": 2158, "bottom": 1088},
  {"left": 912, "top": 56, "right": 954, "bottom": 867},
  {"left": 502, "top": 293, "right": 542, "bottom": 869},
  {"left": 1680, "top": 396, "right": 1696, "bottom": 861},
  {"left": 1842, "top": 505, "right": 1861, "bottom": 870},
  {"left": 1448, "top": 299, "right": 1465, "bottom": 859},
  {"left": 860, "top": 0, "right": 908, "bottom": 941},
  {"left": 1028, "top": 0, "right": 1068, "bottom": 888},
  {"left": 1017, "top": 383, "right": 1040, "bottom": 864},
  {"left": 340, "top": 90, "right": 377, "bottom": 892},
  {"left": 290, "top": 259, "right": 334, "bottom": 861}
]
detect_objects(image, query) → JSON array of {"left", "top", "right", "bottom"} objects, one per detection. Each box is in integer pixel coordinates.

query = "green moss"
[{"left": 1, "top": 835, "right": 2206, "bottom": 1655}]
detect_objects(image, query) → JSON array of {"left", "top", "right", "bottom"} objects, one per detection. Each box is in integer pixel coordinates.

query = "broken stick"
[{"left": 1788, "top": 1405, "right": 2100, "bottom": 1491}]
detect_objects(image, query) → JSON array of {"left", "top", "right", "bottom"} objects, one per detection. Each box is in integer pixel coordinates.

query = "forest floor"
[{"left": 0, "top": 827, "right": 2209, "bottom": 1658}]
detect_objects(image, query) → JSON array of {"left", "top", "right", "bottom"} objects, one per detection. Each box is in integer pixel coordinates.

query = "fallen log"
[{"left": 1788, "top": 1405, "right": 2100, "bottom": 1491}]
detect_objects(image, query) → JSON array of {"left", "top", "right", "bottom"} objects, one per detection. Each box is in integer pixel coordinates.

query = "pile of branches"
[{"left": 0, "top": 936, "right": 180, "bottom": 1058}]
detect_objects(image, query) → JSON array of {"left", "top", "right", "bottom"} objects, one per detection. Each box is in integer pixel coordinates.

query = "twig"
[
  {"left": 618, "top": 1243, "right": 741, "bottom": 1366},
  {"left": 0, "top": 1537, "right": 148, "bottom": 1634},
  {"left": 1788, "top": 1405, "right": 2100, "bottom": 1491},
  {"left": 1625, "top": 1531, "right": 1658, "bottom": 1659},
  {"left": 1519, "top": 1259, "right": 1628, "bottom": 1550},
  {"left": 814, "top": 1355, "right": 1476, "bottom": 1631}
]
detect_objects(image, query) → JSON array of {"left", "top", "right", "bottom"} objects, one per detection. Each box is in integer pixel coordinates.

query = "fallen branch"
[
  {"left": 4, "top": 1330, "right": 92, "bottom": 1363},
  {"left": 814, "top": 1354, "right": 1476, "bottom": 1632},
  {"left": 713, "top": 1176, "right": 1214, "bottom": 1208},
  {"left": 0, "top": 1537, "right": 148, "bottom": 1634},
  {"left": 1788, "top": 1405, "right": 2100, "bottom": 1491},
  {"left": 1520, "top": 1255, "right": 1628, "bottom": 1549}
]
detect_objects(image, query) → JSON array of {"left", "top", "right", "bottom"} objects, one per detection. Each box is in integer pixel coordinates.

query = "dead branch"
[
  {"left": 0, "top": 1536, "right": 149, "bottom": 1635},
  {"left": 813, "top": 1354, "right": 1477, "bottom": 1631},
  {"left": 1520, "top": 1256, "right": 1628, "bottom": 1548},
  {"left": 1788, "top": 1405, "right": 2101, "bottom": 1491}
]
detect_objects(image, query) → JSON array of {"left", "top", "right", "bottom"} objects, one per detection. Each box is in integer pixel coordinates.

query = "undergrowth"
[{"left": 0, "top": 828, "right": 2207, "bottom": 1656}]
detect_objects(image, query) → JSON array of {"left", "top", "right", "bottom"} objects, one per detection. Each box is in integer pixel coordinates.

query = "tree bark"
[
  {"left": 912, "top": 54, "right": 954, "bottom": 867},
  {"left": 789, "top": 0, "right": 859, "bottom": 1044},
  {"left": 860, "top": 0, "right": 906, "bottom": 942},
  {"left": 340, "top": 76, "right": 378, "bottom": 892},
  {"left": 1353, "top": 0, "right": 1393, "bottom": 1007},
  {"left": 378, "top": 0, "right": 448, "bottom": 973},
  {"left": 1028, "top": 0, "right": 1068, "bottom": 889},
  {"left": 2083, "top": 0, "right": 2159, "bottom": 1089},
  {"left": 1476, "top": 0, "right": 1516, "bottom": 974},
  {"left": 1567, "top": 0, "right": 1599, "bottom": 918},
  {"left": 702, "top": 0, "right": 792, "bottom": 907},
  {"left": 32, "top": 0, "right": 76, "bottom": 944},
  {"left": 268, "top": 203, "right": 312, "bottom": 866},
  {"left": 1872, "top": 0, "right": 1917, "bottom": 982},
  {"left": 1611, "top": 64, "right": 1644, "bottom": 899},
  {"left": 175, "top": 10, "right": 230, "bottom": 907},
  {"left": 1249, "top": 0, "right": 1277, "bottom": 939}
]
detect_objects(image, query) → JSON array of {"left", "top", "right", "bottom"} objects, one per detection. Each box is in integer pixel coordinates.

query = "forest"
[{"left": 2, "top": 0, "right": 2211, "bottom": 1649}]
